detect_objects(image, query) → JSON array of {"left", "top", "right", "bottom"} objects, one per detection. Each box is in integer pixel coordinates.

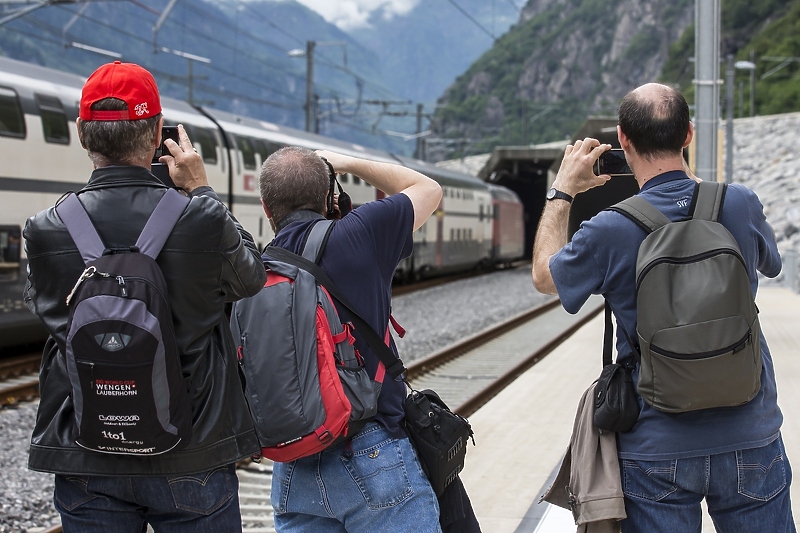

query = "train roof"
[
  {"left": 199, "top": 106, "right": 398, "bottom": 163},
  {"left": 0, "top": 56, "right": 491, "bottom": 190},
  {"left": 391, "top": 155, "right": 489, "bottom": 190}
]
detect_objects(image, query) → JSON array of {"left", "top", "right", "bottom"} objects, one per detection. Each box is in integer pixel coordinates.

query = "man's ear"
[
  {"left": 76, "top": 118, "right": 87, "bottom": 149},
  {"left": 683, "top": 122, "right": 694, "bottom": 149},
  {"left": 153, "top": 116, "right": 164, "bottom": 150},
  {"left": 261, "top": 198, "right": 272, "bottom": 219},
  {"left": 617, "top": 125, "right": 631, "bottom": 151}
]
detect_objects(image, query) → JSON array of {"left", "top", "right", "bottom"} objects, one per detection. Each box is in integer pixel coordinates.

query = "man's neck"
[{"left": 634, "top": 155, "right": 686, "bottom": 189}]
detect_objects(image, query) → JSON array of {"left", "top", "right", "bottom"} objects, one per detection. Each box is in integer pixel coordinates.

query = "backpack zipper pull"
[
  {"left": 117, "top": 276, "right": 127, "bottom": 297},
  {"left": 66, "top": 266, "right": 97, "bottom": 305}
]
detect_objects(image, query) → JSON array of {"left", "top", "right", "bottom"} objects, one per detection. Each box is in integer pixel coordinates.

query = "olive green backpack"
[{"left": 610, "top": 181, "right": 761, "bottom": 413}]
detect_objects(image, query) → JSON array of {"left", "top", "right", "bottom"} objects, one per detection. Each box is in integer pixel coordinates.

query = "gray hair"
[
  {"left": 259, "top": 146, "right": 329, "bottom": 224},
  {"left": 78, "top": 98, "right": 161, "bottom": 166}
]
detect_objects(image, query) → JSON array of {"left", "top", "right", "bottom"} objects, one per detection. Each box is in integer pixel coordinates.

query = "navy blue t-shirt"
[
  {"left": 550, "top": 171, "right": 783, "bottom": 460},
  {"left": 269, "top": 194, "right": 414, "bottom": 438}
]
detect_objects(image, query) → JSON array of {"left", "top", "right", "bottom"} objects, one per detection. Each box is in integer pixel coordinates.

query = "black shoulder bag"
[
  {"left": 265, "top": 244, "right": 474, "bottom": 497},
  {"left": 593, "top": 301, "right": 640, "bottom": 433}
]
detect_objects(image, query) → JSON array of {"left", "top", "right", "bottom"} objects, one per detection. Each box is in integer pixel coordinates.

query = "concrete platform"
[{"left": 459, "top": 286, "right": 800, "bottom": 533}]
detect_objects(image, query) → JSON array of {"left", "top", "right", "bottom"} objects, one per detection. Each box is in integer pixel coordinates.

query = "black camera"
[{"left": 594, "top": 149, "right": 633, "bottom": 176}]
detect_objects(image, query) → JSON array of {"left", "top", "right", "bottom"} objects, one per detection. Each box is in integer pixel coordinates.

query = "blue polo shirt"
[
  {"left": 550, "top": 171, "right": 783, "bottom": 460},
  {"left": 270, "top": 194, "right": 414, "bottom": 439}
]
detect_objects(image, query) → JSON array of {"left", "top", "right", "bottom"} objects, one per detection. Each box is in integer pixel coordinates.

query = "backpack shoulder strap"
[
  {"left": 136, "top": 189, "right": 190, "bottom": 259},
  {"left": 608, "top": 196, "right": 671, "bottom": 234},
  {"left": 265, "top": 244, "right": 407, "bottom": 379},
  {"left": 690, "top": 181, "right": 726, "bottom": 222},
  {"left": 301, "top": 219, "right": 335, "bottom": 263},
  {"left": 55, "top": 193, "right": 106, "bottom": 265}
]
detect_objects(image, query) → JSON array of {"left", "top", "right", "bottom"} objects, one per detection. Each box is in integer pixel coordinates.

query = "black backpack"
[{"left": 55, "top": 189, "right": 192, "bottom": 455}]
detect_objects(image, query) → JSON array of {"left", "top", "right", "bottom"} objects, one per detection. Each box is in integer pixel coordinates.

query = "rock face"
[
  {"left": 431, "top": 0, "right": 694, "bottom": 158},
  {"left": 732, "top": 112, "right": 800, "bottom": 284}
]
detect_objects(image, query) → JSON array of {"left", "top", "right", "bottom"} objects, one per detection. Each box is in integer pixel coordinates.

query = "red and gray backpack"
[
  {"left": 230, "top": 220, "right": 406, "bottom": 462},
  {"left": 55, "top": 189, "right": 192, "bottom": 455}
]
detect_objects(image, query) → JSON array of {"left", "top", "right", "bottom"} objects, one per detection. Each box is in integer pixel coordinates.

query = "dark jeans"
[
  {"left": 53, "top": 464, "right": 242, "bottom": 533},
  {"left": 621, "top": 436, "right": 796, "bottom": 533}
]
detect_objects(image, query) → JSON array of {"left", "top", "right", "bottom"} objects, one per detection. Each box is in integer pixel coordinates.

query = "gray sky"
[{"left": 293, "top": 0, "right": 421, "bottom": 29}]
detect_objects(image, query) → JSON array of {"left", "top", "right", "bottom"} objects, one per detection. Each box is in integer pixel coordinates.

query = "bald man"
[{"left": 532, "top": 84, "right": 795, "bottom": 532}]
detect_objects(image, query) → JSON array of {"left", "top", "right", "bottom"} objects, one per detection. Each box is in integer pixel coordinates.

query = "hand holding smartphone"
[{"left": 151, "top": 126, "right": 180, "bottom": 187}]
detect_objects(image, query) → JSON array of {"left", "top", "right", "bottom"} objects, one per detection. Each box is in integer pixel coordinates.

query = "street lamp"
[
  {"left": 734, "top": 59, "right": 756, "bottom": 117},
  {"left": 288, "top": 40, "right": 347, "bottom": 133}
]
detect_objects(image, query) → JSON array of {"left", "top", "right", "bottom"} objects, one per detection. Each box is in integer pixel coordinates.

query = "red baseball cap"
[{"left": 79, "top": 61, "right": 162, "bottom": 121}]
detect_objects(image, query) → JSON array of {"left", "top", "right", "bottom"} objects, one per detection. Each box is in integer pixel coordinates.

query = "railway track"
[{"left": 12, "top": 293, "right": 603, "bottom": 533}]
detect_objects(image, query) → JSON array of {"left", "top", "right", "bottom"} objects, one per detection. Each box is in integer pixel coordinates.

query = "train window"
[
  {"left": 237, "top": 135, "right": 257, "bottom": 170},
  {"left": 191, "top": 127, "right": 219, "bottom": 164},
  {"left": 340, "top": 174, "right": 349, "bottom": 184},
  {"left": 353, "top": 175, "right": 361, "bottom": 185},
  {"left": 254, "top": 140, "right": 281, "bottom": 166},
  {"left": 479, "top": 204, "right": 483, "bottom": 222},
  {"left": 0, "top": 225, "right": 21, "bottom": 264},
  {"left": 36, "top": 94, "right": 69, "bottom": 144},
  {"left": 0, "top": 87, "right": 25, "bottom": 139}
]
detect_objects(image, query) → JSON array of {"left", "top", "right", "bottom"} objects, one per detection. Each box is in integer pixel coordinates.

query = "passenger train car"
[{"left": 0, "top": 56, "right": 524, "bottom": 348}]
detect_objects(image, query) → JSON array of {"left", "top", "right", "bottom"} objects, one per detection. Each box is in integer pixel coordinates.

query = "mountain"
[
  {"left": 351, "top": 0, "right": 521, "bottom": 105},
  {"left": 430, "top": 0, "right": 695, "bottom": 160},
  {"left": 432, "top": 0, "right": 800, "bottom": 161},
  {"left": 0, "top": 0, "right": 404, "bottom": 151},
  {"left": 0, "top": 0, "right": 523, "bottom": 155}
]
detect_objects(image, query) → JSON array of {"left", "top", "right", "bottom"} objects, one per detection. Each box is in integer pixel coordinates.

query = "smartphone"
[
  {"left": 151, "top": 126, "right": 180, "bottom": 187},
  {"left": 152, "top": 126, "right": 180, "bottom": 163},
  {"left": 594, "top": 149, "right": 633, "bottom": 176}
]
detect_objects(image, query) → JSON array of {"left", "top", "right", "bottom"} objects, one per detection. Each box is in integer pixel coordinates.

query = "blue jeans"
[
  {"left": 620, "top": 435, "right": 797, "bottom": 532},
  {"left": 271, "top": 422, "right": 442, "bottom": 533},
  {"left": 53, "top": 464, "right": 242, "bottom": 533}
]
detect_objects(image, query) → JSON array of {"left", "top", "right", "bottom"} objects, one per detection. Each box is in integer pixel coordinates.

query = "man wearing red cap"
[{"left": 24, "top": 61, "right": 266, "bottom": 532}]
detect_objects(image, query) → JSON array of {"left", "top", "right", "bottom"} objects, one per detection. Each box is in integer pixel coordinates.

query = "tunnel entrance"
[{"left": 477, "top": 117, "right": 641, "bottom": 250}]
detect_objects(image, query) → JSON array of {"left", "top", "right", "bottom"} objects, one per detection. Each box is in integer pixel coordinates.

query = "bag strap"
[
  {"left": 690, "top": 181, "right": 726, "bottom": 222},
  {"left": 265, "top": 231, "right": 407, "bottom": 379},
  {"left": 55, "top": 193, "right": 107, "bottom": 265},
  {"left": 56, "top": 189, "right": 189, "bottom": 264},
  {"left": 607, "top": 196, "right": 670, "bottom": 234},
  {"left": 136, "top": 189, "right": 190, "bottom": 259},
  {"left": 602, "top": 300, "right": 640, "bottom": 367},
  {"left": 301, "top": 219, "right": 335, "bottom": 263}
]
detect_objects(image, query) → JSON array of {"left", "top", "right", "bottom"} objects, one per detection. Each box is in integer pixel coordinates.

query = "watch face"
[{"left": 546, "top": 188, "right": 556, "bottom": 200}]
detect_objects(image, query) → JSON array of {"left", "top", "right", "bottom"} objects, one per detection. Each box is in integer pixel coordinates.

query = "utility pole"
[
  {"left": 305, "top": 40, "right": 315, "bottom": 132},
  {"left": 694, "top": 0, "right": 721, "bottom": 182},
  {"left": 725, "top": 54, "right": 734, "bottom": 184},
  {"left": 415, "top": 103, "right": 424, "bottom": 160}
]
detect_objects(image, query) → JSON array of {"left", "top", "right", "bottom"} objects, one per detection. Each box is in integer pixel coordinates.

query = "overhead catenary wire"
[{"left": 442, "top": 0, "right": 497, "bottom": 41}]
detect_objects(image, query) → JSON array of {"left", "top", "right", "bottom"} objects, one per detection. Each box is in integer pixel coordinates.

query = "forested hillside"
[{"left": 432, "top": 0, "right": 800, "bottom": 160}]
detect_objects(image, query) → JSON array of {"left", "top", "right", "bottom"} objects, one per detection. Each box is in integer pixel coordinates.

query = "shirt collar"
[
  {"left": 87, "top": 165, "right": 165, "bottom": 186},
  {"left": 640, "top": 170, "right": 691, "bottom": 192},
  {"left": 275, "top": 210, "right": 325, "bottom": 233}
]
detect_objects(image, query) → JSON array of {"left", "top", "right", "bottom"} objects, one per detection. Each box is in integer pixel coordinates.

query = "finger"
[
  {"left": 564, "top": 144, "right": 574, "bottom": 156},
  {"left": 580, "top": 137, "right": 600, "bottom": 152},
  {"left": 588, "top": 143, "right": 611, "bottom": 161},
  {"left": 163, "top": 138, "right": 181, "bottom": 157},
  {"left": 177, "top": 124, "right": 191, "bottom": 149}
]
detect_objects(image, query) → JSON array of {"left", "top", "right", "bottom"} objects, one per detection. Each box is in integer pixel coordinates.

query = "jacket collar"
[{"left": 85, "top": 165, "right": 167, "bottom": 189}]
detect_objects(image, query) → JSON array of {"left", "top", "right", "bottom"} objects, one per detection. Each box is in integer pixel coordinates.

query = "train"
[{"left": 0, "top": 55, "right": 525, "bottom": 349}]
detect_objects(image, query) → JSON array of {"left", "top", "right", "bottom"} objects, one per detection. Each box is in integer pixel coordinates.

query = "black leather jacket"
[{"left": 24, "top": 166, "right": 266, "bottom": 475}]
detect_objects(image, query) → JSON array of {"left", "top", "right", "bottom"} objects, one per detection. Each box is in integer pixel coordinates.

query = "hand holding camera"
[{"left": 552, "top": 138, "right": 613, "bottom": 198}]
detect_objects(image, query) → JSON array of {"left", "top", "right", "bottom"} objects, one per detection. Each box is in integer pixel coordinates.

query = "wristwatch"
[{"left": 546, "top": 188, "right": 573, "bottom": 204}]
